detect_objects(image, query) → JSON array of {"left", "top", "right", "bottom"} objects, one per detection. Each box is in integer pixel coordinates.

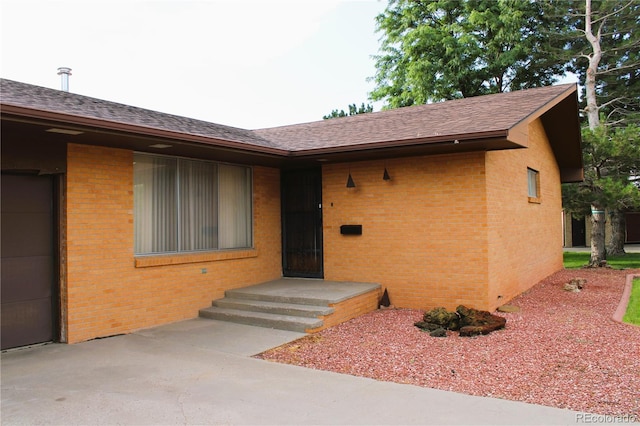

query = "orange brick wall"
[
  {"left": 322, "top": 153, "right": 490, "bottom": 311},
  {"left": 322, "top": 122, "right": 564, "bottom": 312},
  {"left": 485, "top": 119, "right": 564, "bottom": 308},
  {"left": 65, "top": 144, "right": 282, "bottom": 343},
  {"left": 306, "top": 287, "right": 381, "bottom": 333},
  {"left": 63, "top": 119, "right": 564, "bottom": 341}
]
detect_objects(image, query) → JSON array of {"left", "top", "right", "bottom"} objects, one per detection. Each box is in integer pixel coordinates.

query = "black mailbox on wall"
[{"left": 340, "top": 225, "right": 362, "bottom": 235}]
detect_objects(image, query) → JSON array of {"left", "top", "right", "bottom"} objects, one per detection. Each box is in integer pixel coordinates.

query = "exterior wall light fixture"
[{"left": 346, "top": 171, "right": 356, "bottom": 188}]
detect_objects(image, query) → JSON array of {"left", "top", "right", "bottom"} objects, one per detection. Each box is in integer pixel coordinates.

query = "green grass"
[
  {"left": 563, "top": 252, "right": 640, "bottom": 269},
  {"left": 623, "top": 278, "right": 640, "bottom": 326}
]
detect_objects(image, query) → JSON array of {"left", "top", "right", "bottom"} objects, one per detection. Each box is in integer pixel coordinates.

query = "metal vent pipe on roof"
[{"left": 57, "top": 67, "right": 72, "bottom": 92}]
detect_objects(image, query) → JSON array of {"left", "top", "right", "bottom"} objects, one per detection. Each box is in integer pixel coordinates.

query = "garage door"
[{"left": 1, "top": 174, "right": 56, "bottom": 350}]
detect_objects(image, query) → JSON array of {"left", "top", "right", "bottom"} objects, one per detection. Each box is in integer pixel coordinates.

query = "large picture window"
[{"left": 134, "top": 153, "right": 252, "bottom": 255}]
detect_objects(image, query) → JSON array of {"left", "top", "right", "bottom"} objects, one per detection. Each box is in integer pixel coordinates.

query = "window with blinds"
[{"left": 133, "top": 153, "right": 252, "bottom": 255}]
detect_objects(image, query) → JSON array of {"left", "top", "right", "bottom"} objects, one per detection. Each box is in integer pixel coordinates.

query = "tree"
[
  {"left": 603, "top": 125, "right": 640, "bottom": 255},
  {"left": 369, "top": 0, "right": 564, "bottom": 108},
  {"left": 562, "top": 125, "right": 640, "bottom": 263},
  {"left": 593, "top": 1, "right": 640, "bottom": 127},
  {"left": 323, "top": 103, "right": 373, "bottom": 120},
  {"left": 559, "top": 0, "right": 640, "bottom": 127},
  {"left": 558, "top": 0, "right": 640, "bottom": 262},
  {"left": 367, "top": 0, "right": 638, "bottom": 262}
]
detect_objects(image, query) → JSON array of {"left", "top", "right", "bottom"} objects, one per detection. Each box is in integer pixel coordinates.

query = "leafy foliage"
[
  {"left": 365, "top": 0, "right": 639, "bottom": 258},
  {"left": 562, "top": 124, "right": 640, "bottom": 218},
  {"left": 369, "top": 0, "right": 564, "bottom": 107},
  {"left": 323, "top": 103, "right": 373, "bottom": 120},
  {"left": 562, "top": 0, "right": 640, "bottom": 126},
  {"left": 369, "top": 0, "right": 639, "bottom": 121}
]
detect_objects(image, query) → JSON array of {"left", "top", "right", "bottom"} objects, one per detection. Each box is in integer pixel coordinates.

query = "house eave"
[
  {"left": 1, "top": 105, "right": 290, "bottom": 168},
  {"left": 1, "top": 105, "right": 523, "bottom": 167},
  {"left": 289, "top": 130, "right": 513, "bottom": 156},
  {"left": 282, "top": 131, "right": 521, "bottom": 166},
  {"left": 1, "top": 104, "right": 289, "bottom": 155}
]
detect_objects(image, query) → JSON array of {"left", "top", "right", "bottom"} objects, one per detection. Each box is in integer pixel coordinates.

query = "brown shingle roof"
[
  {"left": 254, "top": 84, "right": 577, "bottom": 152},
  {"left": 1, "top": 78, "right": 580, "bottom": 176},
  {"left": 0, "top": 79, "right": 278, "bottom": 150}
]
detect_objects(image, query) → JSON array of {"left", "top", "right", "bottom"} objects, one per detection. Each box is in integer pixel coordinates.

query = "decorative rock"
[
  {"left": 414, "top": 321, "right": 443, "bottom": 332},
  {"left": 564, "top": 283, "right": 580, "bottom": 292},
  {"left": 563, "top": 277, "right": 587, "bottom": 292},
  {"left": 415, "top": 305, "right": 506, "bottom": 337},
  {"left": 457, "top": 305, "right": 506, "bottom": 336},
  {"left": 497, "top": 304, "right": 521, "bottom": 313},
  {"left": 429, "top": 328, "right": 447, "bottom": 337},
  {"left": 421, "top": 307, "right": 460, "bottom": 330}
]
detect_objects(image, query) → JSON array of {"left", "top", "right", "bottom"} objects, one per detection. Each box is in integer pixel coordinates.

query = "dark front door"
[
  {"left": 571, "top": 216, "right": 586, "bottom": 247},
  {"left": 1, "top": 174, "right": 56, "bottom": 350},
  {"left": 626, "top": 213, "right": 640, "bottom": 243},
  {"left": 281, "top": 168, "right": 323, "bottom": 278}
]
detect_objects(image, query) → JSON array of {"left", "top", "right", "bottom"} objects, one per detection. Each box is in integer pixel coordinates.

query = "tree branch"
[
  {"left": 599, "top": 97, "right": 626, "bottom": 109},
  {"left": 590, "top": 0, "right": 636, "bottom": 25},
  {"left": 596, "top": 62, "right": 640, "bottom": 75}
]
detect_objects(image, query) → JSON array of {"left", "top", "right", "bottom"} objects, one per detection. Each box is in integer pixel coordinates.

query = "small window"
[{"left": 527, "top": 168, "right": 540, "bottom": 200}]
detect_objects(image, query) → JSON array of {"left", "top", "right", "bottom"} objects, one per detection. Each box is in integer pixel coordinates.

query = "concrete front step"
[
  {"left": 199, "top": 279, "right": 382, "bottom": 333},
  {"left": 199, "top": 306, "right": 323, "bottom": 333},
  {"left": 212, "top": 298, "right": 334, "bottom": 318},
  {"left": 224, "top": 287, "right": 334, "bottom": 306}
]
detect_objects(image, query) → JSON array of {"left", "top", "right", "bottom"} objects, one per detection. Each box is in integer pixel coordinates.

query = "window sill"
[
  {"left": 528, "top": 196, "right": 542, "bottom": 204},
  {"left": 134, "top": 249, "right": 258, "bottom": 268}
]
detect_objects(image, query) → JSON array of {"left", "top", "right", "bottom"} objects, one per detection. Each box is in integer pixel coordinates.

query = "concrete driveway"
[{"left": 2, "top": 318, "right": 585, "bottom": 425}]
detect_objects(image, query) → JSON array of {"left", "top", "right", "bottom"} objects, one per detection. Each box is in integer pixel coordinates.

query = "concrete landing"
[{"left": 226, "top": 278, "right": 381, "bottom": 305}]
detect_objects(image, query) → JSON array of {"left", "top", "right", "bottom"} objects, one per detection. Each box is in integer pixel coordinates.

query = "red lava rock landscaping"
[
  {"left": 414, "top": 305, "right": 507, "bottom": 337},
  {"left": 256, "top": 269, "right": 640, "bottom": 417}
]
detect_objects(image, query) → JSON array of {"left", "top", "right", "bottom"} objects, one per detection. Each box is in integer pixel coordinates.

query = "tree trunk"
[
  {"left": 584, "top": 0, "right": 602, "bottom": 130},
  {"left": 589, "top": 205, "right": 607, "bottom": 267},
  {"left": 607, "top": 210, "right": 627, "bottom": 256}
]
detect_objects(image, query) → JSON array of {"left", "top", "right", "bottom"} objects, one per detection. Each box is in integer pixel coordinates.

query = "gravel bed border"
[
  {"left": 257, "top": 269, "right": 640, "bottom": 417},
  {"left": 613, "top": 274, "right": 640, "bottom": 326}
]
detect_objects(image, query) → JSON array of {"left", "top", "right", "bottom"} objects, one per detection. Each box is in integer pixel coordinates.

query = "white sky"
[{"left": 1, "top": 0, "right": 387, "bottom": 129}]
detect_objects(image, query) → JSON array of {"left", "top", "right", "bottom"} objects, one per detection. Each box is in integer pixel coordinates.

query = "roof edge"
[
  {"left": 1, "top": 104, "right": 290, "bottom": 157},
  {"left": 510, "top": 84, "right": 578, "bottom": 129},
  {"left": 286, "top": 130, "right": 513, "bottom": 157}
]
